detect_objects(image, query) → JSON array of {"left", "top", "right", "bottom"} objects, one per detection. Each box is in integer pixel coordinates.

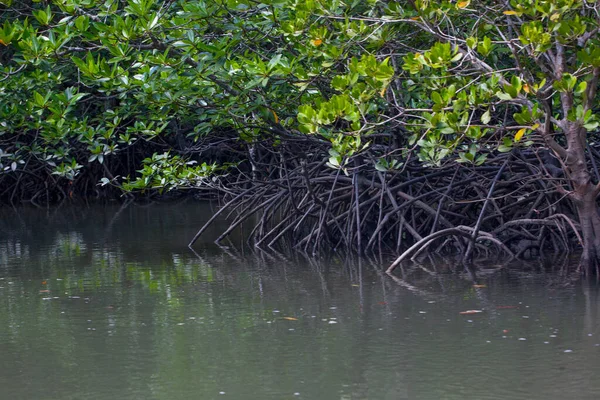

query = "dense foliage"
[{"left": 0, "top": 0, "right": 397, "bottom": 199}]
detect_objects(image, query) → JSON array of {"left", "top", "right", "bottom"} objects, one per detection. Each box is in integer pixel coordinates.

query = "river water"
[{"left": 0, "top": 202, "right": 599, "bottom": 400}]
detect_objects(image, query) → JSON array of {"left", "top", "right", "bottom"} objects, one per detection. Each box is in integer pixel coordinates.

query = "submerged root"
[{"left": 386, "top": 226, "right": 515, "bottom": 274}]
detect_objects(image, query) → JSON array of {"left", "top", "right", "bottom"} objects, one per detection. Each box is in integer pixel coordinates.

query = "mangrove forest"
[{"left": 2, "top": 0, "right": 600, "bottom": 273}]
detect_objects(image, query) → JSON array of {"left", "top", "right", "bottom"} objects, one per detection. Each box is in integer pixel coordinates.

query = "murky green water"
[{"left": 1, "top": 202, "right": 599, "bottom": 400}]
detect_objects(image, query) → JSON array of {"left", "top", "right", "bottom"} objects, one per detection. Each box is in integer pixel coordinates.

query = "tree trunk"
[
  {"left": 565, "top": 125, "right": 600, "bottom": 274},
  {"left": 573, "top": 187, "right": 600, "bottom": 274}
]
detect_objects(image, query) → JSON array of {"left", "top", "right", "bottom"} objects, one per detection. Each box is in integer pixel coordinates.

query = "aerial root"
[{"left": 187, "top": 139, "right": 584, "bottom": 268}]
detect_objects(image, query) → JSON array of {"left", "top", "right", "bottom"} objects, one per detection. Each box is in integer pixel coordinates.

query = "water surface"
[{"left": 1, "top": 203, "right": 599, "bottom": 400}]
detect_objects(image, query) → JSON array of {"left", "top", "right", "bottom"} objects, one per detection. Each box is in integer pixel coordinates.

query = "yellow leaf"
[
  {"left": 503, "top": 10, "right": 518, "bottom": 15},
  {"left": 311, "top": 38, "right": 323, "bottom": 46},
  {"left": 531, "top": 123, "right": 540, "bottom": 130},
  {"left": 380, "top": 87, "right": 387, "bottom": 98},
  {"left": 271, "top": 110, "right": 279, "bottom": 124},
  {"left": 457, "top": 0, "right": 470, "bottom": 8},
  {"left": 0, "top": 39, "right": 6, "bottom": 46},
  {"left": 515, "top": 128, "right": 526, "bottom": 142},
  {"left": 523, "top": 84, "right": 530, "bottom": 93},
  {"left": 550, "top": 13, "right": 560, "bottom": 21},
  {"left": 410, "top": 16, "right": 421, "bottom": 21},
  {"left": 282, "top": 317, "right": 298, "bottom": 321}
]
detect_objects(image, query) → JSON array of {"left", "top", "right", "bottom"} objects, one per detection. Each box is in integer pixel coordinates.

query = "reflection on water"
[{"left": 0, "top": 202, "right": 599, "bottom": 400}]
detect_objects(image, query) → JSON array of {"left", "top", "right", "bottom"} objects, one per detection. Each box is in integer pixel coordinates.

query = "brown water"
[{"left": 0, "top": 202, "right": 599, "bottom": 400}]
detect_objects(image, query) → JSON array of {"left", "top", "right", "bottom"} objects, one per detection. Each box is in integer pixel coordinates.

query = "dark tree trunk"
[
  {"left": 565, "top": 125, "right": 600, "bottom": 273},
  {"left": 574, "top": 188, "right": 600, "bottom": 273}
]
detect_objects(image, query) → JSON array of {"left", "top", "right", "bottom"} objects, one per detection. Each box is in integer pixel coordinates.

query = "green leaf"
[
  {"left": 374, "top": 161, "right": 387, "bottom": 172},
  {"left": 481, "top": 109, "right": 491, "bottom": 124},
  {"left": 477, "top": 36, "right": 493, "bottom": 56},
  {"left": 450, "top": 52, "right": 463, "bottom": 62},
  {"left": 496, "top": 91, "right": 513, "bottom": 101},
  {"left": 575, "top": 81, "right": 587, "bottom": 95},
  {"left": 466, "top": 37, "right": 477, "bottom": 49}
]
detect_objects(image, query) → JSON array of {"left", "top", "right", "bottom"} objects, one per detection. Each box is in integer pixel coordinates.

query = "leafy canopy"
[{"left": 0, "top": 0, "right": 598, "bottom": 188}]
